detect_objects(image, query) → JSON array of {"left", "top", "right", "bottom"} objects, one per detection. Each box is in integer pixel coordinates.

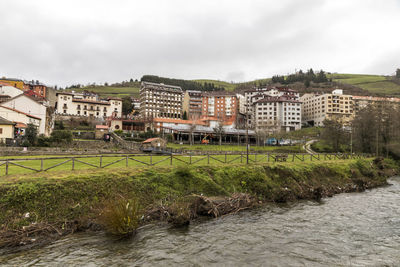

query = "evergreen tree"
[
  {"left": 396, "top": 68, "right": 400, "bottom": 78},
  {"left": 183, "top": 111, "right": 188, "bottom": 120}
]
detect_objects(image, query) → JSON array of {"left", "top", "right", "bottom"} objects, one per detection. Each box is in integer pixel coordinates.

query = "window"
[
  {"left": 63, "top": 110, "right": 67, "bottom": 113},
  {"left": 0, "top": 128, "right": 2, "bottom": 134},
  {"left": 77, "top": 111, "right": 80, "bottom": 115}
]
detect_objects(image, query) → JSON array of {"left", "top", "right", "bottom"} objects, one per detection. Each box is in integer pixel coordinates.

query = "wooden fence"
[{"left": 0, "top": 152, "right": 371, "bottom": 176}]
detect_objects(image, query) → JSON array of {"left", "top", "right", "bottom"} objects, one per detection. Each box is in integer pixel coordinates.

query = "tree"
[
  {"left": 396, "top": 68, "right": 400, "bottom": 78},
  {"left": 213, "top": 121, "right": 225, "bottom": 146},
  {"left": 24, "top": 124, "right": 38, "bottom": 146},
  {"left": 182, "top": 111, "right": 188, "bottom": 120},
  {"left": 122, "top": 96, "right": 134, "bottom": 115},
  {"left": 321, "top": 119, "right": 347, "bottom": 152}
]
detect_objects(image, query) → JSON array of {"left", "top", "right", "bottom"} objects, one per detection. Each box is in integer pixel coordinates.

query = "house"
[
  {"left": 56, "top": 92, "right": 122, "bottom": 118},
  {"left": 0, "top": 106, "right": 41, "bottom": 136},
  {"left": 1, "top": 94, "right": 52, "bottom": 136},
  {"left": 0, "top": 82, "right": 24, "bottom": 99},
  {"left": 141, "top": 137, "right": 167, "bottom": 152},
  {"left": 0, "top": 116, "right": 15, "bottom": 142}
]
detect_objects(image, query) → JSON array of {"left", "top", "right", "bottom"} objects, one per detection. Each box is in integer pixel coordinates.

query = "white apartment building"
[
  {"left": 140, "top": 82, "right": 183, "bottom": 119},
  {"left": 301, "top": 89, "right": 354, "bottom": 126},
  {"left": 252, "top": 96, "right": 301, "bottom": 132},
  {"left": 56, "top": 92, "right": 122, "bottom": 119}
]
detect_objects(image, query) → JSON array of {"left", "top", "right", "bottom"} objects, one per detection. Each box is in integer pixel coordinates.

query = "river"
[{"left": 1, "top": 177, "right": 400, "bottom": 266}]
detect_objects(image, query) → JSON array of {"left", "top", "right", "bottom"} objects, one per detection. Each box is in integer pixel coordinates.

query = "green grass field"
[
  {"left": 194, "top": 79, "right": 237, "bottom": 91},
  {"left": 0, "top": 152, "right": 363, "bottom": 177},
  {"left": 329, "top": 73, "right": 400, "bottom": 96},
  {"left": 66, "top": 86, "right": 140, "bottom": 98}
]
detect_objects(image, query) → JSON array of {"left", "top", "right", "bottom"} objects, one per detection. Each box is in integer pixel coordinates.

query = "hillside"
[{"left": 63, "top": 73, "right": 400, "bottom": 98}]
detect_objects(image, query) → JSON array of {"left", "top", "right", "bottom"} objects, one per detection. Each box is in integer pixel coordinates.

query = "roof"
[
  {"left": 0, "top": 116, "right": 15, "bottom": 125},
  {"left": 0, "top": 105, "right": 42, "bottom": 120},
  {"left": 56, "top": 92, "right": 74, "bottom": 96},
  {"left": 0, "top": 78, "right": 23, "bottom": 82},
  {"left": 107, "top": 97, "right": 123, "bottom": 101},
  {"left": 162, "top": 124, "right": 256, "bottom": 136},
  {"left": 203, "top": 91, "right": 236, "bottom": 97},
  {"left": 0, "top": 81, "right": 15, "bottom": 87},
  {"left": 15, "top": 122, "right": 27, "bottom": 128},
  {"left": 141, "top": 81, "right": 182, "bottom": 91},
  {"left": 142, "top": 137, "right": 163, "bottom": 144},
  {"left": 96, "top": 125, "right": 109, "bottom": 129},
  {"left": 254, "top": 96, "right": 301, "bottom": 104},
  {"left": 72, "top": 99, "right": 111, "bottom": 105},
  {"left": 153, "top": 118, "right": 208, "bottom": 125}
]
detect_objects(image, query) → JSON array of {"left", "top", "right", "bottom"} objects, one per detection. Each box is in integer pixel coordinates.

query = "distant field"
[
  {"left": 67, "top": 86, "right": 140, "bottom": 98},
  {"left": 329, "top": 73, "right": 400, "bottom": 96}
]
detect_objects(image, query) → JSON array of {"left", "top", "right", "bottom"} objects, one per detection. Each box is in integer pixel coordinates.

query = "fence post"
[
  {"left": 170, "top": 154, "right": 173, "bottom": 165},
  {"left": 40, "top": 159, "right": 44, "bottom": 171},
  {"left": 241, "top": 153, "right": 243, "bottom": 163},
  {"left": 72, "top": 157, "right": 75, "bottom": 170},
  {"left": 150, "top": 155, "right": 152, "bottom": 165},
  {"left": 292, "top": 154, "right": 295, "bottom": 162},
  {"left": 207, "top": 154, "right": 210, "bottom": 165},
  {"left": 255, "top": 153, "right": 257, "bottom": 162},
  {"left": 5, "top": 160, "right": 8, "bottom": 175},
  {"left": 126, "top": 155, "right": 129, "bottom": 167},
  {"left": 225, "top": 152, "right": 227, "bottom": 163},
  {"left": 100, "top": 156, "right": 103, "bottom": 168},
  {"left": 267, "top": 153, "right": 270, "bottom": 162},
  {"left": 190, "top": 154, "right": 192, "bottom": 164}
]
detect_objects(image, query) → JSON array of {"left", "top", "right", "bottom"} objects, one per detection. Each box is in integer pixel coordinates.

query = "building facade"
[
  {"left": 183, "top": 90, "right": 202, "bottom": 120},
  {"left": 0, "top": 116, "right": 15, "bottom": 142},
  {"left": 201, "top": 91, "right": 238, "bottom": 125},
  {"left": 252, "top": 96, "right": 301, "bottom": 132},
  {"left": 139, "top": 82, "right": 183, "bottom": 119},
  {"left": 0, "top": 105, "right": 41, "bottom": 136},
  {"left": 56, "top": 92, "right": 122, "bottom": 119},
  {"left": 301, "top": 89, "right": 354, "bottom": 126}
]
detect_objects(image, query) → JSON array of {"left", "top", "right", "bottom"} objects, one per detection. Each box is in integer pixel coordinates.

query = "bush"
[
  {"left": 37, "top": 135, "right": 51, "bottom": 147},
  {"left": 98, "top": 197, "right": 141, "bottom": 236},
  {"left": 51, "top": 130, "right": 73, "bottom": 144},
  {"left": 114, "top": 130, "right": 123, "bottom": 136}
]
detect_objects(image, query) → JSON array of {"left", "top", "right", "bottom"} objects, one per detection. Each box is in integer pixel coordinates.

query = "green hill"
[{"left": 63, "top": 73, "right": 400, "bottom": 98}]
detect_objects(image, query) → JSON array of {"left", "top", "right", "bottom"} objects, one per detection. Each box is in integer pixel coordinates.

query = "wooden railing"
[{"left": 0, "top": 152, "right": 371, "bottom": 176}]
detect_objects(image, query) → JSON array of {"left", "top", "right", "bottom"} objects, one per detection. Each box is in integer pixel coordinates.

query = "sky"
[{"left": 0, "top": 0, "right": 399, "bottom": 87}]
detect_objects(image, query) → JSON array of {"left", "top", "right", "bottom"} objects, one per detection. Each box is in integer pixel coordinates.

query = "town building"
[
  {"left": 183, "top": 90, "right": 202, "bottom": 120},
  {"left": 352, "top": 95, "right": 400, "bottom": 112},
  {"left": 301, "top": 89, "right": 354, "bottom": 126},
  {"left": 1, "top": 94, "right": 52, "bottom": 135},
  {"left": 0, "top": 105, "right": 41, "bottom": 136},
  {"left": 252, "top": 95, "right": 301, "bottom": 132},
  {"left": 56, "top": 92, "right": 122, "bottom": 119},
  {"left": 0, "top": 82, "right": 24, "bottom": 100},
  {"left": 0, "top": 78, "right": 24, "bottom": 90},
  {"left": 0, "top": 116, "right": 15, "bottom": 142},
  {"left": 0, "top": 78, "right": 48, "bottom": 99},
  {"left": 201, "top": 91, "right": 238, "bottom": 126},
  {"left": 139, "top": 81, "right": 183, "bottom": 119}
]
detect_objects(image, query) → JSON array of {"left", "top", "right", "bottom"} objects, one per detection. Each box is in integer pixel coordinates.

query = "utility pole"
[{"left": 246, "top": 102, "right": 249, "bottom": 164}]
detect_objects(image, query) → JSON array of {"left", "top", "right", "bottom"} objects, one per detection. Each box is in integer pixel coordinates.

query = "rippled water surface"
[{"left": 1, "top": 177, "right": 400, "bottom": 266}]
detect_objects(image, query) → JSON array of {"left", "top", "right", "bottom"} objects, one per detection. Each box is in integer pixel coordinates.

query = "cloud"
[{"left": 0, "top": 0, "right": 399, "bottom": 87}]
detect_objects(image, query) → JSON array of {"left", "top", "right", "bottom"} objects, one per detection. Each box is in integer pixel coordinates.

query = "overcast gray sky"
[{"left": 0, "top": 0, "right": 399, "bottom": 87}]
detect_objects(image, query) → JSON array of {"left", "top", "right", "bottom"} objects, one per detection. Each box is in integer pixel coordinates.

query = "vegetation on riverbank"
[{"left": 0, "top": 158, "right": 398, "bottom": 250}]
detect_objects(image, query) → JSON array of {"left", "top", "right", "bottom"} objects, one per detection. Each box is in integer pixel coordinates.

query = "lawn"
[
  {"left": 0, "top": 152, "right": 363, "bottom": 177},
  {"left": 167, "top": 143, "right": 304, "bottom": 152}
]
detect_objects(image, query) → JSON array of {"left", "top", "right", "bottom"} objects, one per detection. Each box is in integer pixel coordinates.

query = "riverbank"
[{"left": 0, "top": 158, "right": 398, "bottom": 252}]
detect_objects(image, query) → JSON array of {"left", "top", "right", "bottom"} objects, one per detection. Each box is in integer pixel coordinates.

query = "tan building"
[
  {"left": 0, "top": 105, "right": 41, "bottom": 136},
  {"left": 56, "top": 92, "right": 122, "bottom": 118},
  {"left": 183, "top": 90, "right": 202, "bottom": 120},
  {"left": 140, "top": 82, "right": 183, "bottom": 119},
  {"left": 301, "top": 89, "right": 354, "bottom": 126},
  {"left": 0, "top": 116, "right": 15, "bottom": 142},
  {"left": 352, "top": 95, "right": 400, "bottom": 112}
]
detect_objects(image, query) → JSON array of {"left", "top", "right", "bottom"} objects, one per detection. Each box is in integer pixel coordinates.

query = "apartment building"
[
  {"left": 183, "top": 90, "right": 202, "bottom": 120},
  {"left": 56, "top": 92, "right": 122, "bottom": 118},
  {"left": 0, "top": 78, "right": 48, "bottom": 98},
  {"left": 201, "top": 91, "right": 238, "bottom": 125},
  {"left": 352, "top": 95, "right": 400, "bottom": 112},
  {"left": 139, "top": 82, "right": 183, "bottom": 119},
  {"left": 252, "top": 96, "right": 301, "bottom": 132},
  {"left": 301, "top": 89, "right": 354, "bottom": 126}
]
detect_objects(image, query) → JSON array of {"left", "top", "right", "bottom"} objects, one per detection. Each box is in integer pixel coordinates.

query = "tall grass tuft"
[{"left": 99, "top": 196, "right": 141, "bottom": 236}]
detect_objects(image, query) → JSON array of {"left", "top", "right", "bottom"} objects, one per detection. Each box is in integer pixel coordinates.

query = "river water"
[{"left": 1, "top": 177, "right": 400, "bottom": 266}]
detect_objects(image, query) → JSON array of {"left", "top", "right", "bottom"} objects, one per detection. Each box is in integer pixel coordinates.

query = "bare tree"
[{"left": 213, "top": 120, "right": 224, "bottom": 146}]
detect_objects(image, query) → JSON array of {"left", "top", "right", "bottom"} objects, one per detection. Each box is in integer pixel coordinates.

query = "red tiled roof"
[
  {"left": 15, "top": 122, "right": 27, "bottom": 128},
  {"left": 0, "top": 105, "right": 41, "bottom": 120},
  {"left": 142, "top": 137, "right": 160, "bottom": 143},
  {"left": 96, "top": 125, "right": 109, "bottom": 129}
]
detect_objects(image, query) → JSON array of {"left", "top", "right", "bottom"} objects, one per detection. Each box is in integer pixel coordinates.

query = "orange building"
[
  {"left": 0, "top": 78, "right": 47, "bottom": 98},
  {"left": 0, "top": 78, "right": 24, "bottom": 90},
  {"left": 201, "top": 91, "right": 238, "bottom": 126}
]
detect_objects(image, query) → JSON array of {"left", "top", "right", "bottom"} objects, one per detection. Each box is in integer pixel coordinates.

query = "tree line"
[
  {"left": 272, "top": 69, "right": 331, "bottom": 87},
  {"left": 140, "top": 75, "right": 225, "bottom": 91},
  {"left": 321, "top": 102, "right": 400, "bottom": 159}
]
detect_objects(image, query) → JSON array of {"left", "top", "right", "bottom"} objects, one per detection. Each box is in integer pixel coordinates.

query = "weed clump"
[{"left": 98, "top": 196, "right": 141, "bottom": 236}]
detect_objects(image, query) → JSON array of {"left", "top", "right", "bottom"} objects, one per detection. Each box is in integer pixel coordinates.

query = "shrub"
[
  {"left": 51, "top": 130, "right": 73, "bottom": 144},
  {"left": 37, "top": 135, "right": 51, "bottom": 147},
  {"left": 98, "top": 196, "right": 141, "bottom": 236}
]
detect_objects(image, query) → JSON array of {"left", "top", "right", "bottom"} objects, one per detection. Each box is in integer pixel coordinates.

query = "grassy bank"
[{"left": 0, "top": 158, "right": 398, "bottom": 249}]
